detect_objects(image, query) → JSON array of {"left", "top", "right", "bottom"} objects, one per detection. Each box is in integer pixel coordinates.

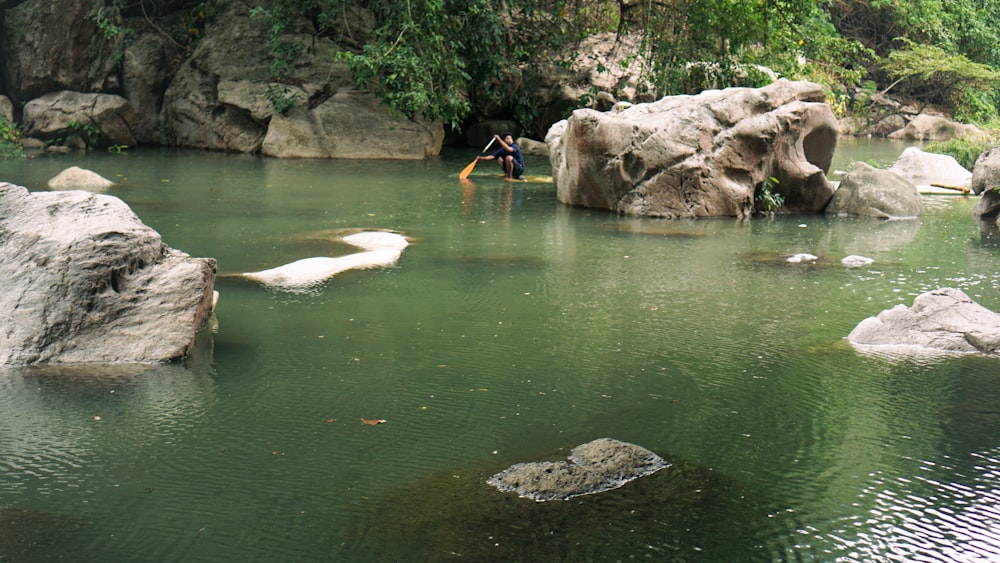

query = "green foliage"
[
  {"left": 88, "top": 0, "right": 133, "bottom": 61},
  {"left": 249, "top": 4, "right": 305, "bottom": 81},
  {"left": 926, "top": 136, "right": 1000, "bottom": 170},
  {"left": 884, "top": 39, "right": 1000, "bottom": 121},
  {"left": 754, "top": 176, "right": 784, "bottom": 214},
  {"left": 336, "top": 0, "right": 476, "bottom": 129},
  {"left": 263, "top": 84, "right": 299, "bottom": 114},
  {"left": 51, "top": 120, "right": 102, "bottom": 148},
  {"left": 244, "top": 0, "right": 1000, "bottom": 135},
  {"left": 0, "top": 117, "right": 25, "bottom": 160}
]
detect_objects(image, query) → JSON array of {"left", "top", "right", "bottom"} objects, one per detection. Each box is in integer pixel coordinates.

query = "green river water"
[{"left": 1, "top": 139, "right": 1000, "bottom": 561}]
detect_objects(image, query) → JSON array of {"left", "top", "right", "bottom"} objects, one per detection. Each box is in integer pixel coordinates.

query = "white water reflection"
[{"left": 830, "top": 452, "right": 1000, "bottom": 562}]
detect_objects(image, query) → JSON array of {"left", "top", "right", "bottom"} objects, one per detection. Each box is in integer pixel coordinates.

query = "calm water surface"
[{"left": 1, "top": 140, "right": 999, "bottom": 561}]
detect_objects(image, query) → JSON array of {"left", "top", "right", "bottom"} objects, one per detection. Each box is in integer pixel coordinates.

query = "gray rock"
[
  {"left": 0, "top": 183, "right": 217, "bottom": 365},
  {"left": 486, "top": 438, "right": 669, "bottom": 501},
  {"left": 22, "top": 91, "right": 139, "bottom": 148},
  {"left": 972, "top": 189, "right": 1000, "bottom": 239},
  {"left": 546, "top": 80, "right": 837, "bottom": 218},
  {"left": 825, "top": 162, "right": 922, "bottom": 219},
  {"left": 0, "top": 0, "right": 120, "bottom": 105},
  {"left": 971, "top": 148, "right": 1000, "bottom": 196},
  {"left": 971, "top": 149, "right": 1000, "bottom": 239},
  {"left": 848, "top": 288, "right": 1000, "bottom": 356}
]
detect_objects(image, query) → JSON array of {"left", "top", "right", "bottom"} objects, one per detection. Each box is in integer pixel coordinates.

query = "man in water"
[{"left": 476, "top": 133, "right": 525, "bottom": 180}]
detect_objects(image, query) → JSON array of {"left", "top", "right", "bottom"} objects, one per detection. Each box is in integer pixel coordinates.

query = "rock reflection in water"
[{"left": 0, "top": 505, "right": 86, "bottom": 561}]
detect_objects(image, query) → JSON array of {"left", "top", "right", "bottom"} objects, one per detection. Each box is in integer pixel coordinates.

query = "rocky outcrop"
[
  {"left": 486, "top": 438, "right": 669, "bottom": 501},
  {"left": 889, "top": 114, "right": 987, "bottom": 142},
  {"left": 546, "top": 80, "right": 838, "bottom": 218},
  {"left": 0, "top": 0, "right": 119, "bottom": 105},
  {"left": 826, "top": 162, "right": 922, "bottom": 219},
  {"left": 848, "top": 288, "right": 1000, "bottom": 356},
  {"left": 158, "top": 1, "right": 442, "bottom": 158},
  {"left": 524, "top": 33, "right": 654, "bottom": 138},
  {"left": 888, "top": 146, "right": 972, "bottom": 189},
  {"left": 0, "top": 182, "right": 217, "bottom": 365},
  {"left": 22, "top": 91, "right": 139, "bottom": 148},
  {"left": 1, "top": 0, "right": 441, "bottom": 158}
]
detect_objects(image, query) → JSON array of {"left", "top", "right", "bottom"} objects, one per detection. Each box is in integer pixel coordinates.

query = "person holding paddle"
[{"left": 476, "top": 133, "right": 525, "bottom": 180}]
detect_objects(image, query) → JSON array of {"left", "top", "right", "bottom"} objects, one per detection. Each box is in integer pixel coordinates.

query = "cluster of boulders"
[
  {"left": 0, "top": 0, "right": 442, "bottom": 158},
  {"left": 544, "top": 80, "right": 990, "bottom": 221}
]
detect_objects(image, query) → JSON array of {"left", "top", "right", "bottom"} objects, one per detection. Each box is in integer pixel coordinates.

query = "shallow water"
[{"left": 1, "top": 141, "right": 999, "bottom": 561}]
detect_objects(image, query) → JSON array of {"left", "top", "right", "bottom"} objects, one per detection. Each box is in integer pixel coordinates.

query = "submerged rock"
[
  {"left": 787, "top": 253, "right": 818, "bottom": 263},
  {"left": 487, "top": 438, "right": 669, "bottom": 501},
  {"left": 243, "top": 231, "right": 409, "bottom": 292},
  {"left": 848, "top": 288, "right": 1000, "bottom": 356},
  {"left": 841, "top": 255, "right": 874, "bottom": 267}
]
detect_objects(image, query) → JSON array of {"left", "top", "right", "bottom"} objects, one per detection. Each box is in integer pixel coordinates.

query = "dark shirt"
[{"left": 491, "top": 143, "right": 525, "bottom": 168}]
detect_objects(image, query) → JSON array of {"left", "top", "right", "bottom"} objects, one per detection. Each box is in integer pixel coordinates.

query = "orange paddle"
[{"left": 458, "top": 137, "right": 497, "bottom": 180}]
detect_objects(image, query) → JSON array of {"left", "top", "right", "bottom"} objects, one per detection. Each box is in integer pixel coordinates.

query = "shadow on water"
[
  {"left": 339, "top": 449, "right": 779, "bottom": 561},
  {"left": 0, "top": 505, "right": 89, "bottom": 563}
]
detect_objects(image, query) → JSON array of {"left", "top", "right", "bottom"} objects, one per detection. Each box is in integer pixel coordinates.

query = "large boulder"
[
  {"left": 546, "top": 80, "right": 838, "bottom": 218},
  {"left": 261, "top": 90, "right": 443, "bottom": 159},
  {"left": 848, "top": 288, "right": 1000, "bottom": 356},
  {"left": 0, "top": 183, "right": 217, "bottom": 365},
  {"left": 22, "top": 91, "right": 139, "bottom": 148},
  {"left": 888, "top": 146, "right": 972, "bottom": 189},
  {"left": 825, "top": 162, "right": 922, "bottom": 219},
  {"left": 486, "top": 438, "right": 669, "bottom": 501},
  {"left": 971, "top": 148, "right": 1000, "bottom": 195}
]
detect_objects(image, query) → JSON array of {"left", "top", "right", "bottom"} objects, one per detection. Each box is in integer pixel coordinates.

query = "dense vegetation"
[
  {"left": 4, "top": 0, "right": 998, "bottom": 160},
  {"left": 248, "top": 0, "right": 1000, "bottom": 137}
]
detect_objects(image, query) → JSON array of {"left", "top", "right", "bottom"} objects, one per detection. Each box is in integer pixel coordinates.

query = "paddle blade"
[{"left": 458, "top": 159, "right": 478, "bottom": 180}]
